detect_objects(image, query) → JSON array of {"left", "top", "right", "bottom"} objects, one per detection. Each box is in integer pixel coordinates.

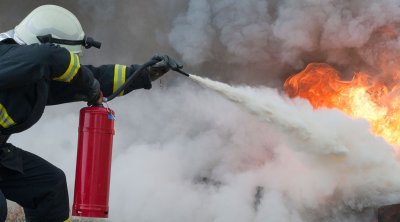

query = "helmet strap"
[{"left": 36, "top": 34, "right": 101, "bottom": 49}]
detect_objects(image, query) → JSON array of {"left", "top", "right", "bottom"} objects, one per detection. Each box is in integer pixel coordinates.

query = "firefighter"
[{"left": 0, "top": 4, "right": 182, "bottom": 222}]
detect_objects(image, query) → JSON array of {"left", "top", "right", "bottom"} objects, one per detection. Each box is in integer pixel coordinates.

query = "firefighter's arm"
[
  {"left": 83, "top": 54, "right": 182, "bottom": 98},
  {"left": 0, "top": 44, "right": 55, "bottom": 89},
  {"left": 84, "top": 64, "right": 152, "bottom": 97},
  {"left": 47, "top": 63, "right": 150, "bottom": 105},
  {"left": 49, "top": 47, "right": 101, "bottom": 103},
  {"left": 0, "top": 43, "right": 100, "bottom": 103},
  {"left": 47, "top": 68, "right": 101, "bottom": 105},
  {"left": 47, "top": 46, "right": 101, "bottom": 105}
]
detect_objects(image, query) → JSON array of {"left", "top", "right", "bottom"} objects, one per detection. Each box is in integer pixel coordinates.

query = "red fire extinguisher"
[{"left": 72, "top": 105, "right": 115, "bottom": 218}]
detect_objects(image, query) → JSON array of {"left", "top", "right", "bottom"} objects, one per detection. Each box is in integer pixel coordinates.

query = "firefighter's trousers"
[{"left": 0, "top": 143, "right": 69, "bottom": 222}]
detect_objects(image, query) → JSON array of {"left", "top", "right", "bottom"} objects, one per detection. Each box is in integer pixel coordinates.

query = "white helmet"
[{"left": 14, "top": 5, "right": 100, "bottom": 54}]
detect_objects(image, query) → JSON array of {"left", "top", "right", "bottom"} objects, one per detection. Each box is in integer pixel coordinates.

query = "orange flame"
[{"left": 284, "top": 63, "right": 400, "bottom": 145}]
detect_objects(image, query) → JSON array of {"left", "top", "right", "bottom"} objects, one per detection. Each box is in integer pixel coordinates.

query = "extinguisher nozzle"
[{"left": 172, "top": 68, "right": 190, "bottom": 77}]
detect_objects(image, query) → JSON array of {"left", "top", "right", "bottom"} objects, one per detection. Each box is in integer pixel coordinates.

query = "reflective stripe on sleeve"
[
  {"left": 0, "top": 103, "right": 15, "bottom": 128},
  {"left": 53, "top": 52, "right": 81, "bottom": 82},
  {"left": 113, "top": 64, "right": 127, "bottom": 96}
]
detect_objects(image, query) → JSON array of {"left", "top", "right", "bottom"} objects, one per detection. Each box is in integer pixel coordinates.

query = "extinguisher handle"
[{"left": 105, "top": 59, "right": 159, "bottom": 102}]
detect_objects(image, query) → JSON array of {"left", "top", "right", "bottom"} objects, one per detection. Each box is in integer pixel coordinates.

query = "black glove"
[
  {"left": 73, "top": 78, "right": 102, "bottom": 105},
  {"left": 86, "top": 79, "right": 102, "bottom": 106},
  {"left": 147, "top": 54, "right": 183, "bottom": 81}
]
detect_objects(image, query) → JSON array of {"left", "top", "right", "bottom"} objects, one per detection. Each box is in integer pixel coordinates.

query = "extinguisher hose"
[{"left": 105, "top": 59, "right": 158, "bottom": 102}]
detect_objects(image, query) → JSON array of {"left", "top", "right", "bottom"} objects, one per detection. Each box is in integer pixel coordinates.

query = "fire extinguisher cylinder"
[{"left": 72, "top": 106, "right": 115, "bottom": 218}]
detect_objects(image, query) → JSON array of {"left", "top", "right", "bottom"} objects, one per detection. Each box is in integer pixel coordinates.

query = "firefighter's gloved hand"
[
  {"left": 86, "top": 79, "right": 102, "bottom": 106},
  {"left": 147, "top": 54, "right": 183, "bottom": 81}
]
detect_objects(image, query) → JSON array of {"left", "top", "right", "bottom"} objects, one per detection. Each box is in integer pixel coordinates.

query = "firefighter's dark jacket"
[{"left": 0, "top": 39, "right": 152, "bottom": 135}]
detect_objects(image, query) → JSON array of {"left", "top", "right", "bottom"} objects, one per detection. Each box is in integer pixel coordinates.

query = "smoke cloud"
[
  {"left": 168, "top": 0, "right": 400, "bottom": 81},
  {"left": 2, "top": 0, "right": 400, "bottom": 221}
]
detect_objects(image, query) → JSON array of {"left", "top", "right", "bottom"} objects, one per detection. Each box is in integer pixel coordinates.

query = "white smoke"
[
  {"left": 169, "top": 0, "right": 400, "bottom": 78},
  {"left": 9, "top": 77, "right": 400, "bottom": 222},
  {"left": 168, "top": 1, "right": 215, "bottom": 65}
]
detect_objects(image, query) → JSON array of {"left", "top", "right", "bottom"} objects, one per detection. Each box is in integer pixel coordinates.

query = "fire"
[{"left": 284, "top": 63, "right": 400, "bottom": 145}]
